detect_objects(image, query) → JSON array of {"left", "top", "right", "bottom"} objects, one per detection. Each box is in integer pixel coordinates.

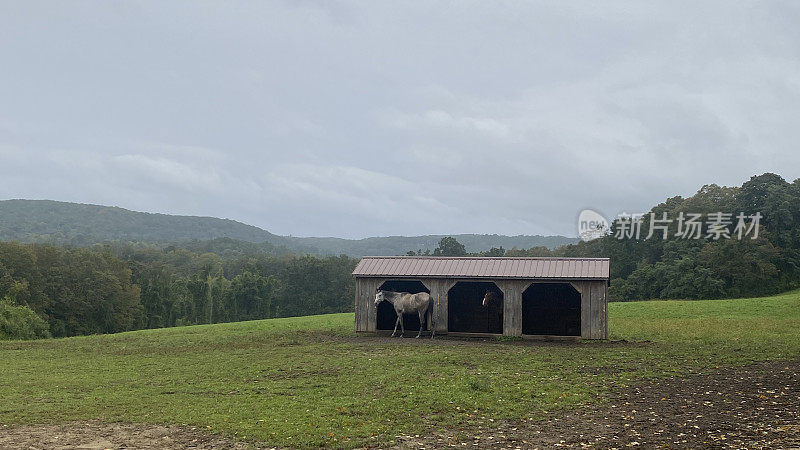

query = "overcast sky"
[{"left": 1, "top": 1, "right": 799, "bottom": 238}]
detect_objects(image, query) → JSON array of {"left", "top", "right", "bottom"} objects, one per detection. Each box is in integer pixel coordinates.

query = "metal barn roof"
[{"left": 353, "top": 256, "right": 609, "bottom": 280}]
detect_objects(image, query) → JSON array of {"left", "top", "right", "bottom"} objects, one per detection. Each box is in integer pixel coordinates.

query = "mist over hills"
[{"left": 0, "top": 200, "right": 576, "bottom": 256}]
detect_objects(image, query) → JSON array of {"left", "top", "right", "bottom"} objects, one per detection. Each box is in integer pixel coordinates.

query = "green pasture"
[{"left": 2, "top": 291, "right": 799, "bottom": 448}]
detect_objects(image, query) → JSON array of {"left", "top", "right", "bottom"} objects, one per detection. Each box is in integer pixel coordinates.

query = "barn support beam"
[
  {"left": 497, "top": 280, "right": 524, "bottom": 336},
  {"left": 578, "top": 280, "right": 608, "bottom": 339},
  {"left": 428, "top": 279, "right": 455, "bottom": 334},
  {"left": 589, "top": 281, "right": 607, "bottom": 339},
  {"left": 579, "top": 281, "right": 590, "bottom": 339}
]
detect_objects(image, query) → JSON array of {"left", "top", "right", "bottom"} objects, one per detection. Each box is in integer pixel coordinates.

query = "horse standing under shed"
[
  {"left": 482, "top": 290, "right": 501, "bottom": 308},
  {"left": 374, "top": 289, "right": 435, "bottom": 338},
  {"left": 482, "top": 290, "right": 504, "bottom": 333}
]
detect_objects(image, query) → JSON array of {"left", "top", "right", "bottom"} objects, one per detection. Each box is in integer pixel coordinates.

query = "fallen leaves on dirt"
[{"left": 395, "top": 359, "right": 800, "bottom": 449}]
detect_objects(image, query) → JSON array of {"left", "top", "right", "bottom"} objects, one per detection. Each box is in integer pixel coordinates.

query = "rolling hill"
[{"left": 0, "top": 199, "right": 576, "bottom": 256}]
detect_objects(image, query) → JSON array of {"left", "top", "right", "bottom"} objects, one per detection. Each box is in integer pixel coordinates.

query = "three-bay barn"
[{"left": 353, "top": 256, "right": 610, "bottom": 339}]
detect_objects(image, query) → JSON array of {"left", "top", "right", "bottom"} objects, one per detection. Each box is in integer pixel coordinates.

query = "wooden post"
[
  {"left": 578, "top": 281, "right": 591, "bottom": 339},
  {"left": 354, "top": 278, "right": 362, "bottom": 332},
  {"left": 364, "top": 278, "right": 384, "bottom": 332},
  {"left": 604, "top": 282, "right": 609, "bottom": 339},
  {"left": 498, "top": 280, "right": 523, "bottom": 336},
  {"left": 427, "top": 278, "right": 454, "bottom": 334},
  {"left": 589, "top": 281, "right": 607, "bottom": 339}
]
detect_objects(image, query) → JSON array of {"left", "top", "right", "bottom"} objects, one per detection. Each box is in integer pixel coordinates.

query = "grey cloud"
[{"left": 1, "top": 1, "right": 799, "bottom": 239}]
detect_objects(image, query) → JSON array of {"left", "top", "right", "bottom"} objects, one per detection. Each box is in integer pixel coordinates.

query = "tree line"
[
  {"left": 0, "top": 241, "right": 356, "bottom": 338},
  {"left": 3, "top": 172, "right": 798, "bottom": 339}
]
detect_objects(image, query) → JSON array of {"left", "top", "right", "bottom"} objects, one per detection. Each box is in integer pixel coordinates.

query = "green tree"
[
  {"left": 0, "top": 295, "right": 51, "bottom": 340},
  {"left": 433, "top": 237, "right": 467, "bottom": 256}
]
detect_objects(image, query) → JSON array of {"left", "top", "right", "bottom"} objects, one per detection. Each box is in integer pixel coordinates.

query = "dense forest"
[
  {"left": 0, "top": 241, "right": 357, "bottom": 338},
  {"left": 511, "top": 173, "right": 800, "bottom": 301},
  {"left": 0, "top": 200, "right": 575, "bottom": 256}
]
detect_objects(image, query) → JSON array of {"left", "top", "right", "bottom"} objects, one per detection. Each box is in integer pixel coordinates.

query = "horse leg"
[
  {"left": 428, "top": 302, "right": 435, "bottom": 339},
  {"left": 399, "top": 313, "right": 405, "bottom": 337},
  {"left": 392, "top": 315, "right": 400, "bottom": 337},
  {"left": 416, "top": 310, "right": 424, "bottom": 338}
]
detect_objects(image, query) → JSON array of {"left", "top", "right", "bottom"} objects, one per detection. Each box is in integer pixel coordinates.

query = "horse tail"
[{"left": 427, "top": 294, "right": 436, "bottom": 338}]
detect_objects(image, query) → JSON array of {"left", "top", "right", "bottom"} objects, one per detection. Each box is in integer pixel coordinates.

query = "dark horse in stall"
[
  {"left": 482, "top": 290, "right": 501, "bottom": 308},
  {"left": 374, "top": 289, "right": 435, "bottom": 338},
  {"left": 482, "top": 290, "right": 504, "bottom": 333}
]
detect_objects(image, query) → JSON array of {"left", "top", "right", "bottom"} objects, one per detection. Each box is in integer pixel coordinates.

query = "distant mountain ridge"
[
  {"left": 286, "top": 234, "right": 577, "bottom": 256},
  {"left": 0, "top": 199, "right": 577, "bottom": 256}
]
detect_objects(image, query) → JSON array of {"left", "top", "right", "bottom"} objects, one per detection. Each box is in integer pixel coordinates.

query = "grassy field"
[{"left": 2, "top": 291, "right": 800, "bottom": 448}]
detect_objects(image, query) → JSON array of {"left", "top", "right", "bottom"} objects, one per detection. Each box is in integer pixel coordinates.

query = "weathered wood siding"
[
  {"left": 495, "top": 280, "right": 523, "bottom": 336},
  {"left": 426, "top": 278, "right": 454, "bottom": 334},
  {"left": 576, "top": 280, "right": 590, "bottom": 339},
  {"left": 589, "top": 281, "right": 607, "bottom": 339},
  {"left": 354, "top": 277, "right": 384, "bottom": 332},
  {"left": 576, "top": 280, "right": 608, "bottom": 339}
]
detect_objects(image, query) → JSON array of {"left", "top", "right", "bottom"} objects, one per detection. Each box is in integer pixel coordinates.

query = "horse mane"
[{"left": 378, "top": 289, "right": 409, "bottom": 297}]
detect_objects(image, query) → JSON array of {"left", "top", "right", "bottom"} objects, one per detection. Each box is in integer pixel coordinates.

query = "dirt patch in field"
[
  {"left": 0, "top": 422, "right": 255, "bottom": 449},
  {"left": 341, "top": 333, "right": 645, "bottom": 349},
  {"left": 395, "top": 359, "right": 800, "bottom": 449}
]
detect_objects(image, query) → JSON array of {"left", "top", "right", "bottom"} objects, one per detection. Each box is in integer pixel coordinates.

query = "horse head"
[
  {"left": 482, "top": 290, "right": 499, "bottom": 307},
  {"left": 374, "top": 289, "right": 386, "bottom": 305}
]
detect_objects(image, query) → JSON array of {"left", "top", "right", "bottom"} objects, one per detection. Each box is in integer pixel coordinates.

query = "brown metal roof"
[{"left": 352, "top": 256, "right": 609, "bottom": 280}]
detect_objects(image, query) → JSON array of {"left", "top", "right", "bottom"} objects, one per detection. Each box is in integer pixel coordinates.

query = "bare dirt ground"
[
  {"left": 1, "top": 359, "right": 798, "bottom": 449},
  {"left": 0, "top": 422, "right": 253, "bottom": 450},
  {"left": 397, "top": 359, "right": 800, "bottom": 449}
]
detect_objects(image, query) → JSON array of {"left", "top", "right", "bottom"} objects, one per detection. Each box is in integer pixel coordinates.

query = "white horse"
[{"left": 375, "top": 289, "right": 435, "bottom": 338}]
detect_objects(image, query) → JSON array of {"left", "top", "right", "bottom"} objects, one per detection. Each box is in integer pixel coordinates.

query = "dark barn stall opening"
[
  {"left": 522, "top": 283, "right": 581, "bottom": 336},
  {"left": 447, "top": 282, "right": 503, "bottom": 334},
  {"left": 376, "top": 280, "right": 430, "bottom": 332}
]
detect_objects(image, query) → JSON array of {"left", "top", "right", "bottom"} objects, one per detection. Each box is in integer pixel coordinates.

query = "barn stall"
[{"left": 353, "top": 256, "right": 609, "bottom": 339}]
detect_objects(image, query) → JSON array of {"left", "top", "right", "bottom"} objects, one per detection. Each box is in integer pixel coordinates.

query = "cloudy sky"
[{"left": 1, "top": 1, "right": 799, "bottom": 238}]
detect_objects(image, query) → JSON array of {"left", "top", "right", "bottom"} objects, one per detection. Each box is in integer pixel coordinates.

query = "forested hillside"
[
  {"left": 0, "top": 200, "right": 574, "bottom": 256},
  {"left": 519, "top": 173, "right": 800, "bottom": 301},
  {"left": 0, "top": 199, "right": 285, "bottom": 247}
]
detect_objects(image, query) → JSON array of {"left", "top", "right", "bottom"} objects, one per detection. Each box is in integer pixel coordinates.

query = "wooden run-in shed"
[{"left": 353, "top": 256, "right": 610, "bottom": 339}]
